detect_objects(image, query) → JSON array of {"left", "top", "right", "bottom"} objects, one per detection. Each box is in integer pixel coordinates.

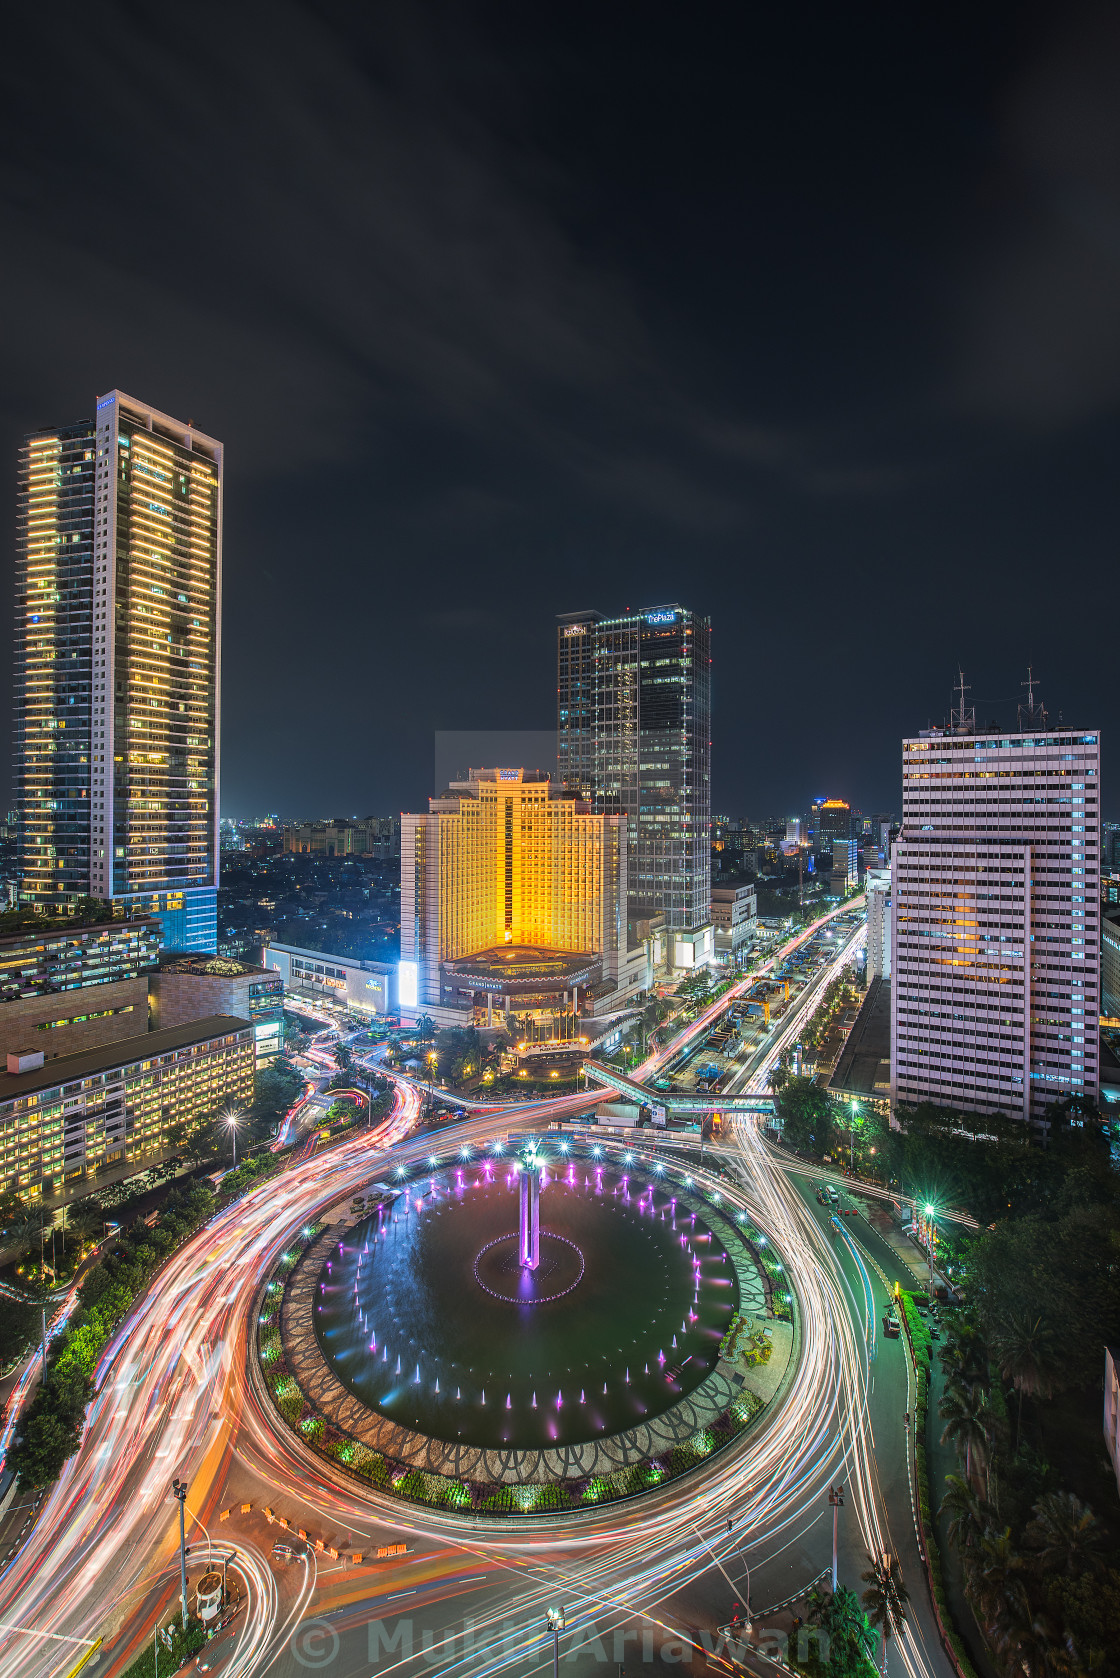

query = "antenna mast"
[
  {"left": 1017, "top": 665, "right": 1048, "bottom": 731},
  {"left": 950, "top": 667, "right": 975, "bottom": 735}
]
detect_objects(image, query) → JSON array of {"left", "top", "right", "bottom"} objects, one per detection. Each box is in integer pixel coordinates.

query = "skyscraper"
[
  {"left": 890, "top": 716, "right": 1101, "bottom": 1122},
  {"left": 14, "top": 391, "right": 221, "bottom": 951},
  {"left": 556, "top": 604, "right": 711, "bottom": 941}
]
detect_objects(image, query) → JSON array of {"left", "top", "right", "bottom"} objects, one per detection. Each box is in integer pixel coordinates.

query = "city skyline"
[{"left": 1, "top": 5, "right": 1119, "bottom": 823}]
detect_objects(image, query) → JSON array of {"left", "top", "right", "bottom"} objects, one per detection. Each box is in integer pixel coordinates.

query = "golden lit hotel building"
[
  {"left": 15, "top": 391, "right": 221, "bottom": 950},
  {"left": 400, "top": 769, "right": 646, "bottom": 1027}
]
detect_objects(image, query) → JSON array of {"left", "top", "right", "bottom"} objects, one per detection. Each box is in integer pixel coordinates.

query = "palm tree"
[
  {"left": 332, "top": 1041, "right": 353, "bottom": 1072},
  {"left": 939, "top": 1321, "right": 989, "bottom": 1390},
  {"left": 938, "top": 1474, "right": 994, "bottom": 1559},
  {"left": 971, "top": 1527, "right": 1025, "bottom": 1626},
  {"left": 415, "top": 1015, "right": 436, "bottom": 1043},
  {"left": 987, "top": 1579, "right": 1060, "bottom": 1678},
  {"left": 1024, "top": 1492, "right": 1106, "bottom": 1580},
  {"left": 991, "top": 1313, "right": 1055, "bottom": 1451},
  {"left": 861, "top": 1555, "right": 909, "bottom": 1675},
  {"left": 939, "top": 1380, "right": 992, "bottom": 1489}
]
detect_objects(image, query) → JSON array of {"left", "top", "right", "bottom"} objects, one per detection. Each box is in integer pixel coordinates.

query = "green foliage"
[
  {"left": 777, "top": 1077, "right": 837, "bottom": 1153},
  {"left": 9, "top": 1182, "right": 215, "bottom": 1488},
  {"left": 117, "top": 1617, "right": 206, "bottom": 1678},
  {"left": 249, "top": 1058, "right": 305, "bottom": 1138}
]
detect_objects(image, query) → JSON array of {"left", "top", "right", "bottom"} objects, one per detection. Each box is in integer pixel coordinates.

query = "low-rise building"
[
  {"left": 0, "top": 915, "right": 161, "bottom": 1063},
  {"left": 0, "top": 1015, "right": 254, "bottom": 1201},
  {"left": 1103, "top": 907, "right": 1120, "bottom": 1021},
  {"left": 282, "top": 818, "right": 400, "bottom": 860},
  {"left": 150, "top": 955, "right": 285, "bottom": 1065},
  {"left": 710, "top": 884, "right": 758, "bottom": 962},
  {"left": 262, "top": 943, "right": 398, "bottom": 1019}
]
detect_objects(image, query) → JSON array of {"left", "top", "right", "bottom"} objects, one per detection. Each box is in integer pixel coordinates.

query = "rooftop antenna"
[
  {"left": 950, "top": 667, "right": 975, "bottom": 735},
  {"left": 1017, "top": 665, "right": 1048, "bottom": 731}
]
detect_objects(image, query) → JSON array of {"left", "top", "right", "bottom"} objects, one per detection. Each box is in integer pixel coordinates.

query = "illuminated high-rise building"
[
  {"left": 400, "top": 768, "right": 645, "bottom": 1026},
  {"left": 890, "top": 716, "right": 1101, "bottom": 1122},
  {"left": 14, "top": 391, "right": 221, "bottom": 951},
  {"left": 556, "top": 604, "right": 712, "bottom": 943}
]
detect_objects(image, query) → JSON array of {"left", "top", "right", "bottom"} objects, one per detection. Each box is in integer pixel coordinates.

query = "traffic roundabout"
[{"left": 257, "top": 1142, "right": 798, "bottom": 1513}]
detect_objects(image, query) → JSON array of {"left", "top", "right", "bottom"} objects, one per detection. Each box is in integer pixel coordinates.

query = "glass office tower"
[
  {"left": 557, "top": 604, "right": 711, "bottom": 933},
  {"left": 15, "top": 391, "right": 222, "bottom": 952}
]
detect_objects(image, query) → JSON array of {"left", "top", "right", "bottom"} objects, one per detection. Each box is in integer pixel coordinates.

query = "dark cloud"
[{"left": 0, "top": 0, "right": 1117, "bottom": 822}]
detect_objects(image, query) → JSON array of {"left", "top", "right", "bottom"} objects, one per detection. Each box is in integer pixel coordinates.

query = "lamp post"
[
  {"left": 172, "top": 1477, "right": 189, "bottom": 1630},
  {"left": 224, "top": 1107, "right": 242, "bottom": 1170},
  {"left": 828, "top": 1483, "right": 844, "bottom": 1592},
  {"left": 546, "top": 1607, "right": 565, "bottom": 1678}
]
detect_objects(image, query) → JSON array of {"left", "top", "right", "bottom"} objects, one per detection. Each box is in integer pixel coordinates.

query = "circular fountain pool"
[{"left": 312, "top": 1153, "right": 743, "bottom": 1450}]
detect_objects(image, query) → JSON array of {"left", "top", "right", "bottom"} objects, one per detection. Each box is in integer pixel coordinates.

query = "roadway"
[{"left": 0, "top": 904, "right": 956, "bottom": 1678}]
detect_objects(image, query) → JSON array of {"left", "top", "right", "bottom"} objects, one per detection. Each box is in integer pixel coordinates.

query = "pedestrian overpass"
[{"left": 583, "top": 1060, "right": 773, "bottom": 1117}]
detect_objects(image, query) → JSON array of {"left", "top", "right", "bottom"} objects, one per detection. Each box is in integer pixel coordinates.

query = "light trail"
[{"left": 0, "top": 909, "right": 952, "bottom": 1678}]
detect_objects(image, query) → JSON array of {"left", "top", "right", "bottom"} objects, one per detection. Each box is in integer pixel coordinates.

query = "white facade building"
[
  {"left": 711, "top": 884, "right": 758, "bottom": 961},
  {"left": 865, "top": 866, "right": 892, "bottom": 982},
  {"left": 890, "top": 723, "right": 1101, "bottom": 1123}
]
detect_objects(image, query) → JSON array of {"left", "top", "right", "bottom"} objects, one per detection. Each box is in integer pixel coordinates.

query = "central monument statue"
[{"left": 518, "top": 1143, "right": 541, "bottom": 1270}]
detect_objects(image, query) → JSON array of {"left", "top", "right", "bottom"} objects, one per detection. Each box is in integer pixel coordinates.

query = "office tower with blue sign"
[
  {"left": 14, "top": 390, "right": 222, "bottom": 953},
  {"left": 557, "top": 605, "right": 712, "bottom": 948}
]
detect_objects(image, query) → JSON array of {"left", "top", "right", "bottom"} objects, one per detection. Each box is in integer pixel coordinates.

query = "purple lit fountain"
[{"left": 473, "top": 1142, "right": 585, "bottom": 1303}]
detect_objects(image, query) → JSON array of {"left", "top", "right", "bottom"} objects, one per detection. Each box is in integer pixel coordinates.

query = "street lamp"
[
  {"left": 172, "top": 1478, "right": 189, "bottom": 1630},
  {"left": 223, "top": 1107, "right": 242, "bottom": 1170},
  {"left": 828, "top": 1483, "right": 845, "bottom": 1591},
  {"left": 546, "top": 1606, "right": 565, "bottom": 1678}
]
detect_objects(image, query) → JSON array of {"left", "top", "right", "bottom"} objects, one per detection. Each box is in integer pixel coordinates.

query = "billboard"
[{"left": 398, "top": 960, "right": 418, "bottom": 1010}]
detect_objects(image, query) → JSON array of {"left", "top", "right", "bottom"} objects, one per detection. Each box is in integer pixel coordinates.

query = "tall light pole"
[
  {"left": 224, "top": 1107, "right": 241, "bottom": 1170},
  {"left": 546, "top": 1607, "right": 565, "bottom": 1678},
  {"left": 828, "top": 1483, "right": 844, "bottom": 1592},
  {"left": 172, "top": 1478, "right": 189, "bottom": 1630}
]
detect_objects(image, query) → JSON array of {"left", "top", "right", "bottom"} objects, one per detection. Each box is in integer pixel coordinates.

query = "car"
[
  {"left": 883, "top": 1314, "right": 901, "bottom": 1337},
  {"left": 826, "top": 1187, "right": 840, "bottom": 1206},
  {"left": 816, "top": 1189, "right": 827, "bottom": 1205}
]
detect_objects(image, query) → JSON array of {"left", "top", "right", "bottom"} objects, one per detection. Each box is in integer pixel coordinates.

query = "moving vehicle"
[{"left": 882, "top": 1315, "right": 901, "bottom": 1338}]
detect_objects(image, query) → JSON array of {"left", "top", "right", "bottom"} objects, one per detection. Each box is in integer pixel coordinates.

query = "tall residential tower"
[
  {"left": 890, "top": 716, "right": 1100, "bottom": 1123},
  {"left": 14, "top": 390, "right": 221, "bottom": 951},
  {"left": 556, "top": 605, "right": 712, "bottom": 946}
]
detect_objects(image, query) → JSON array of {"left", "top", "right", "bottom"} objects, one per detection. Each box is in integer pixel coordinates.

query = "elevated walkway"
[{"left": 584, "top": 1060, "right": 773, "bottom": 1116}]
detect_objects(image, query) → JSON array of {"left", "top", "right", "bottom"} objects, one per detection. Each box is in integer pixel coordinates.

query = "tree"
[
  {"left": 939, "top": 1380, "right": 993, "bottom": 1490},
  {"left": 10, "top": 1407, "right": 82, "bottom": 1487},
  {"left": 807, "top": 1585, "right": 878, "bottom": 1678},
  {"left": 971, "top": 1527, "right": 1026, "bottom": 1624},
  {"left": 939, "top": 1321, "right": 989, "bottom": 1392},
  {"left": 415, "top": 1015, "right": 436, "bottom": 1042},
  {"left": 777, "top": 1077, "right": 836, "bottom": 1154},
  {"left": 332, "top": 1040, "right": 353, "bottom": 1072},
  {"left": 939, "top": 1474, "right": 994, "bottom": 1560},
  {"left": 1024, "top": 1492, "right": 1106, "bottom": 1580},
  {"left": 991, "top": 1313, "right": 1055, "bottom": 1451},
  {"left": 860, "top": 1556, "right": 909, "bottom": 1676}
]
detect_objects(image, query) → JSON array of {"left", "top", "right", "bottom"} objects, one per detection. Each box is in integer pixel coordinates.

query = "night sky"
[{"left": 2, "top": 2, "right": 1118, "bottom": 821}]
